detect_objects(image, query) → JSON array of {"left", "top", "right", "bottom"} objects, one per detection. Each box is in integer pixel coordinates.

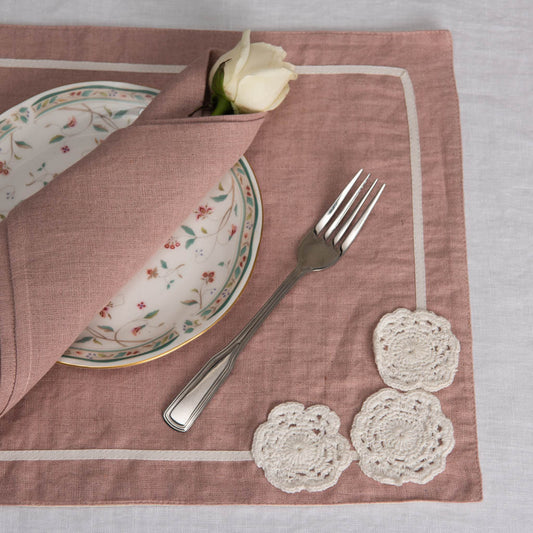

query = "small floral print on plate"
[{"left": 0, "top": 82, "right": 262, "bottom": 368}]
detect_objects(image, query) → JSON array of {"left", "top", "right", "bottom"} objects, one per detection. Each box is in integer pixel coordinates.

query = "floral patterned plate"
[{"left": 0, "top": 82, "right": 262, "bottom": 368}]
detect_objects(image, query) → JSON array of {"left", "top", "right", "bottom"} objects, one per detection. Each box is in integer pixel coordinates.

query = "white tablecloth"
[{"left": 1, "top": 0, "right": 532, "bottom": 531}]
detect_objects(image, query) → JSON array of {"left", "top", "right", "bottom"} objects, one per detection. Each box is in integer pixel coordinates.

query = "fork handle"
[{"left": 163, "top": 266, "right": 306, "bottom": 432}]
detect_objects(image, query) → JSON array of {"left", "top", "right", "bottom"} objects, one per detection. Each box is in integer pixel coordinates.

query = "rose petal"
[
  {"left": 209, "top": 29, "right": 251, "bottom": 99},
  {"left": 234, "top": 67, "right": 297, "bottom": 112}
]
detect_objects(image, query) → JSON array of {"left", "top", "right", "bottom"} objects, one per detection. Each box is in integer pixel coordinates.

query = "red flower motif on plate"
[
  {"left": 202, "top": 271, "right": 215, "bottom": 284},
  {"left": 0, "top": 161, "right": 10, "bottom": 175},
  {"left": 194, "top": 205, "right": 213, "bottom": 220},
  {"left": 99, "top": 302, "right": 113, "bottom": 319},
  {"left": 64, "top": 116, "right": 77, "bottom": 128},
  {"left": 146, "top": 268, "right": 158, "bottom": 279},
  {"left": 164, "top": 236, "right": 180, "bottom": 250}
]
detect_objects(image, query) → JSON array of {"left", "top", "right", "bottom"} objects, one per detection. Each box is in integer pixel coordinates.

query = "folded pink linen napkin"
[{"left": 0, "top": 51, "right": 264, "bottom": 416}]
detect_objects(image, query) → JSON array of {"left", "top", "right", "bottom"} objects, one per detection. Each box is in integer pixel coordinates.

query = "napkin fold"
[{"left": 0, "top": 51, "right": 264, "bottom": 417}]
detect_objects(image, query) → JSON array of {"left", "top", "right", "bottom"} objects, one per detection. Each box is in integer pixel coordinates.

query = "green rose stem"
[
  {"left": 210, "top": 62, "right": 234, "bottom": 116},
  {"left": 211, "top": 95, "right": 232, "bottom": 116}
]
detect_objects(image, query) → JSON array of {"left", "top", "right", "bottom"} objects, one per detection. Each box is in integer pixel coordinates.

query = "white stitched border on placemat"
[
  {"left": 0, "top": 449, "right": 252, "bottom": 461},
  {"left": 0, "top": 60, "right": 426, "bottom": 460}
]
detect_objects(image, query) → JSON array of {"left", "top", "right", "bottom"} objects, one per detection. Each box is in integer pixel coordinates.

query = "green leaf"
[
  {"left": 97, "top": 325, "right": 114, "bottom": 332},
  {"left": 93, "top": 124, "right": 108, "bottom": 132},
  {"left": 19, "top": 116, "right": 28, "bottom": 124},
  {"left": 14, "top": 140, "right": 32, "bottom": 149},
  {"left": 181, "top": 300, "right": 198, "bottom": 306},
  {"left": 181, "top": 225, "right": 195, "bottom": 236},
  {"left": 113, "top": 109, "right": 128, "bottom": 119},
  {"left": 160, "top": 259, "right": 168, "bottom": 269},
  {"left": 144, "top": 310, "right": 159, "bottom": 319},
  {"left": 246, "top": 196, "right": 254, "bottom": 206},
  {"left": 218, "top": 262, "right": 225, "bottom": 267},
  {"left": 185, "top": 238, "right": 195, "bottom": 249},
  {"left": 49, "top": 135, "right": 65, "bottom": 143},
  {"left": 211, "top": 194, "right": 228, "bottom": 203},
  {"left": 234, "top": 205, "right": 238, "bottom": 216},
  {"left": 76, "top": 336, "right": 93, "bottom": 343},
  {"left": 185, "top": 320, "right": 193, "bottom": 326},
  {"left": 185, "top": 327, "right": 194, "bottom": 334},
  {"left": 240, "top": 245, "right": 247, "bottom": 255},
  {"left": 211, "top": 63, "right": 226, "bottom": 98}
]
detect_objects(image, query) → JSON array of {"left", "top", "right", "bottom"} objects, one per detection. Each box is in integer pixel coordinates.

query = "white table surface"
[{"left": 1, "top": 1, "right": 532, "bottom": 531}]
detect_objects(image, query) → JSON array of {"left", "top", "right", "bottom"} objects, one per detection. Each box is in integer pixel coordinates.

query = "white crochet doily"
[
  {"left": 251, "top": 402, "right": 355, "bottom": 493},
  {"left": 373, "top": 308, "right": 460, "bottom": 392},
  {"left": 350, "top": 388, "right": 455, "bottom": 486}
]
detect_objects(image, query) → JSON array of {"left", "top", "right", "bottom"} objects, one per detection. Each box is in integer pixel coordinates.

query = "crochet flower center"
[
  {"left": 391, "top": 333, "right": 432, "bottom": 364},
  {"left": 280, "top": 431, "right": 321, "bottom": 469}
]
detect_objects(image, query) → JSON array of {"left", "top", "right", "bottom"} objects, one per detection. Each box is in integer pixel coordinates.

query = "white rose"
[{"left": 209, "top": 30, "right": 297, "bottom": 114}]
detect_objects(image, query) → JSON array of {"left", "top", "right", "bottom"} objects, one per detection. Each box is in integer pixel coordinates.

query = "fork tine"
[
  {"left": 333, "top": 178, "right": 378, "bottom": 245},
  {"left": 336, "top": 183, "right": 386, "bottom": 254},
  {"left": 314, "top": 169, "right": 363, "bottom": 234},
  {"left": 324, "top": 173, "right": 370, "bottom": 240}
]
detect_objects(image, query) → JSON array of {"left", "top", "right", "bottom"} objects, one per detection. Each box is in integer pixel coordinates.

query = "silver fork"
[{"left": 163, "top": 169, "right": 385, "bottom": 432}]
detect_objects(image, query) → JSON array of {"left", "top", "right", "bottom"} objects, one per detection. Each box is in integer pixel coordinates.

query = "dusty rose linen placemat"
[{"left": 0, "top": 25, "right": 481, "bottom": 505}]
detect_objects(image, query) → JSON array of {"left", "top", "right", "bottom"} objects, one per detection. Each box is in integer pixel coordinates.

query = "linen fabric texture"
[{"left": 0, "top": 26, "right": 481, "bottom": 505}]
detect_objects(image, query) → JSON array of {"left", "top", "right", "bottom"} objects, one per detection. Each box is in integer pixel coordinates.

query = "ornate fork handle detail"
[
  {"left": 163, "top": 266, "right": 307, "bottom": 432},
  {"left": 164, "top": 170, "right": 385, "bottom": 432}
]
